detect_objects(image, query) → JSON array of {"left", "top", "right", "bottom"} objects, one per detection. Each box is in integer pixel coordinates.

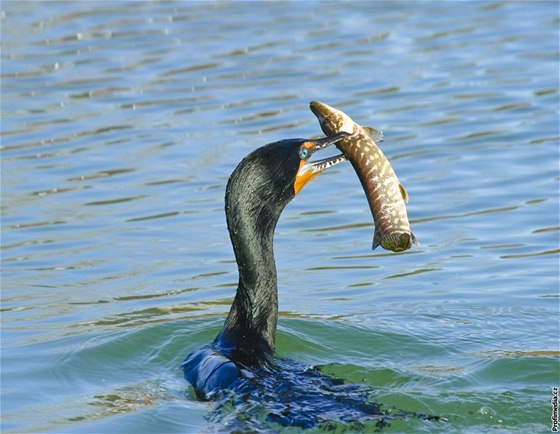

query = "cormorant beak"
[{"left": 294, "top": 132, "right": 349, "bottom": 195}]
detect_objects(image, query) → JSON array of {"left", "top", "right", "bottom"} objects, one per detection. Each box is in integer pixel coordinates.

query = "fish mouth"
[
  {"left": 309, "top": 101, "right": 336, "bottom": 132},
  {"left": 309, "top": 101, "right": 357, "bottom": 136},
  {"left": 309, "top": 101, "right": 333, "bottom": 122},
  {"left": 293, "top": 133, "right": 348, "bottom": 195}
]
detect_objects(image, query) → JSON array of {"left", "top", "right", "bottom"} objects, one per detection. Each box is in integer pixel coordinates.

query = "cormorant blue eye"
[{"left": 299, "top": 147, "right": 308, "bottom": 160}]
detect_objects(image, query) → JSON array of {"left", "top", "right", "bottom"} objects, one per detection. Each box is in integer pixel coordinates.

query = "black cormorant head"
[{"left": 225, "top": 134, "right": 349, "bottom": 234}]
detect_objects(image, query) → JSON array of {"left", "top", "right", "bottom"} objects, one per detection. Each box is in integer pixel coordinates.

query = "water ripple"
[{"left": 1, "top": 1, "right": 558, "bottom": 433}]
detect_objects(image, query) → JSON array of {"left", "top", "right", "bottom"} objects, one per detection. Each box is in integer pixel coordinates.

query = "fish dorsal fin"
[
  {"left": 399, "top": 182, "right": 409, "bottom": 203},
  {"left": 363, "top": 126, "right": 384, "bottom": 143}
]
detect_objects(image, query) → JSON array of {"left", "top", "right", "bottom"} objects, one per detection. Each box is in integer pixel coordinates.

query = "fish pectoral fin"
[
  {"left": 363, "top": 126, "right": 384, "bottom": 143},
  {"left": 372, "top": 227, "right": 381, "bottom": 251},
  {"left": 411, "top": 232, "right": 419, "bottom": 246},
  {"left": 399, "top": 183, "right": 409, "bottom": 203}
]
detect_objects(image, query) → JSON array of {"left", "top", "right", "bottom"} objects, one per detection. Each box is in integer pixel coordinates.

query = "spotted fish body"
[{"left": 309, "top": 101, "right": 417, "bottom": 252}]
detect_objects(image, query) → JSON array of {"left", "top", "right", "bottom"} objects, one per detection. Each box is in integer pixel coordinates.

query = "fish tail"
[{"left": 374, "top": 231, "right": 417, "bottom": 252}]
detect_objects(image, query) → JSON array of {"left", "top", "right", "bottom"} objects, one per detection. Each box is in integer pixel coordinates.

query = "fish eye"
[{"left": 299, "top": 147, "right": 309, "bottom": 160}]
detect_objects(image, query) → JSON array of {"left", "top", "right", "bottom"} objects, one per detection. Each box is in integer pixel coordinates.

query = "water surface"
[{"left": 1, "top": 1, "right": 559, "bottom": 433}]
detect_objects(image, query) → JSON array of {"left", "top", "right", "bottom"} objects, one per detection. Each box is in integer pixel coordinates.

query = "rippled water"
[{"left": 1, "top": 1, "right": 559, "bottom": 433}]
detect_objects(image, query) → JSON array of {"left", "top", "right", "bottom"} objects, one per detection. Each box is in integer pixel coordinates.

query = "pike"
[{"left": 309, "top": 101, "right": 418, "bottom": 252}]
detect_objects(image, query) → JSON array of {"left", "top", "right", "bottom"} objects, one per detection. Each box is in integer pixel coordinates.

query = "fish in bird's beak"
[
  {"left": 309, "top": 101, "right": 418, "bottom": 252},
  {"left": 294, "top": 132, "right": 349, "bottom": 195}
]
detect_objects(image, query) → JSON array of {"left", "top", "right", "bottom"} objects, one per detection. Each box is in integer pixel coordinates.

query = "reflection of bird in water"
[{"left": 181, "top": 134, "right": 435, "bottom": 428}]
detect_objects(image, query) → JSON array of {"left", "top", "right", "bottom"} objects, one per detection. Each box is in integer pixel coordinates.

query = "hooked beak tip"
[{"left": 310, "top": 131, "right": 351, "bottom": 152}]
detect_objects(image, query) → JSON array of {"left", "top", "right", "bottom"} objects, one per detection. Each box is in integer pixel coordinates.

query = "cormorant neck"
[
  {"left": 220, "top": 221, "right": 278, "bottom": 357},
  {"left": 216, "top": 156, "right": 290, "bottom": 358}
]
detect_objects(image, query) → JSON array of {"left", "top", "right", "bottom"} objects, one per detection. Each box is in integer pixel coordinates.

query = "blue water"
[{"left": 1, "top": 1, "right": 559, "bottom": 432}]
